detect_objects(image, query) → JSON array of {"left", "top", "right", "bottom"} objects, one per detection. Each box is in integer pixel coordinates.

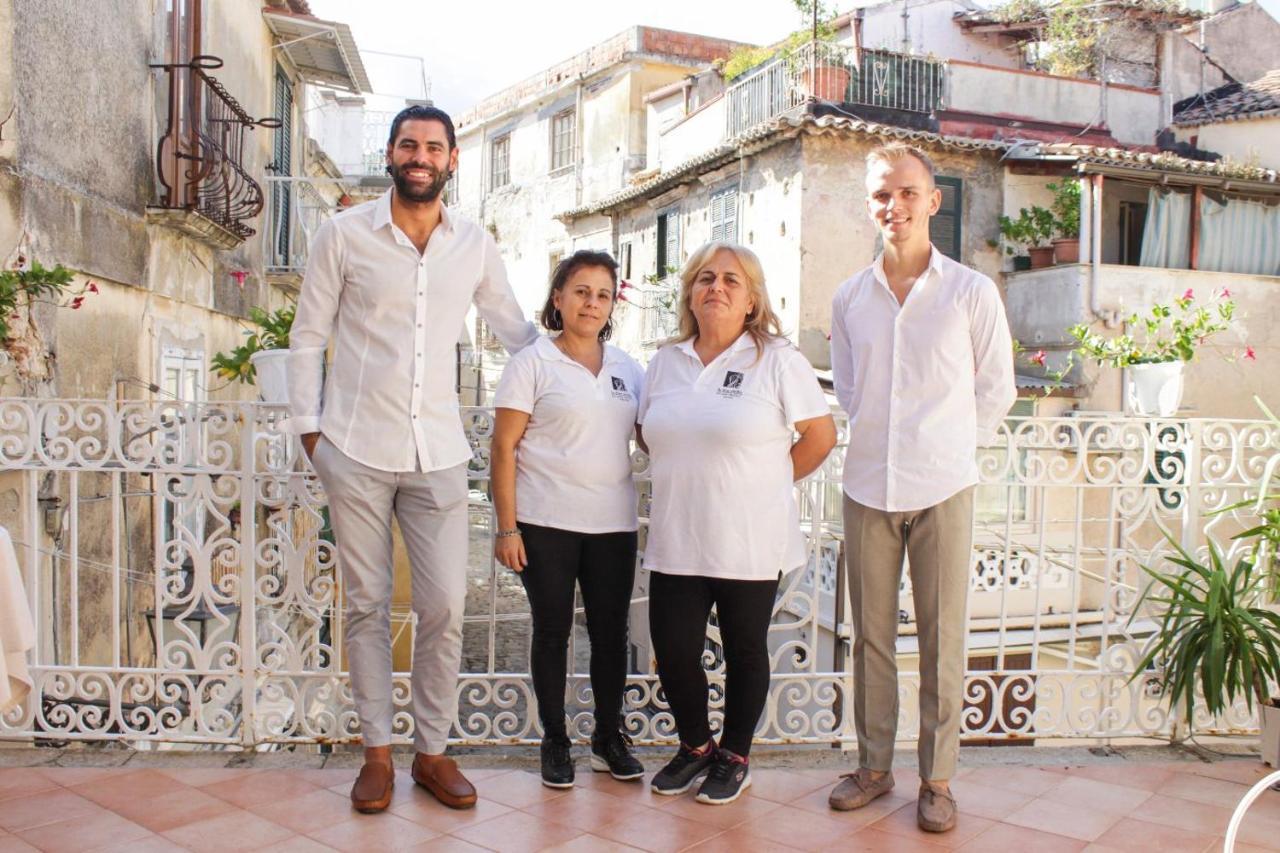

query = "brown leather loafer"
[
  {"left": 412, "top": 753, "right": 477, "bottom": 809},
  {"left": 350, "top": 761, "right": 394, "bottom": 813}
]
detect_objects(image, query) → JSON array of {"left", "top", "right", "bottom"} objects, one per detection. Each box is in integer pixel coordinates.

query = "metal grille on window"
[
  {"left": 710, "top": 185, "right": 739, "bottom": 243},
  {"left": 490, "top": 136, "right": 510, "bottom": 191},
  {"left": 550, "top": 110, "right": 575, "bottom": 173}
]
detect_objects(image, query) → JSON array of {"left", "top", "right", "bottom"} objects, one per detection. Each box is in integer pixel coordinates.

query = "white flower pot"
[
  {"left": 1126, "top": 361, "right": 1184, "bottom": 417},
  {"left": 249, "top": 348, "right": 290, "bottom": 404},
  {"left": 1263, "top": 701, "right": 1280, "bottom": 767}
]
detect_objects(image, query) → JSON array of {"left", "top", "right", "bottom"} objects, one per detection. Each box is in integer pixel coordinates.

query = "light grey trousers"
[
  {"left": 843, "top": 486, "right": 974, "bottom": 781},
  {"left": 310, "top": 436, "right": 469, "bottom": 754}
]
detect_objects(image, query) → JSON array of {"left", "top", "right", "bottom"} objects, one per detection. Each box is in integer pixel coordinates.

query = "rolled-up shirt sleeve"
[
  {"left": 474, "top": 233, "right": 537, "bottom": 355},
  {"left": 286, "top": 218, "right": 343, "bottom": 435},
  {"left": 970, "top": 275, "right": 1017, "bottom": 446}
]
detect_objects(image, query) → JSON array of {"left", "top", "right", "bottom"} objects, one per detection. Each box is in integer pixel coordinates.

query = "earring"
[{"left": 553, "top": 308, "right": 562, "bottom": 326}]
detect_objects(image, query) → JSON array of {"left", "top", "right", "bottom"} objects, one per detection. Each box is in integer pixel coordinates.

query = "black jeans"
[
  {"left": 518, "top": 522, "right": 638, "bottom": 739},
  {"left": 648, "top": 570, "right": 780, "bottom": 757}
]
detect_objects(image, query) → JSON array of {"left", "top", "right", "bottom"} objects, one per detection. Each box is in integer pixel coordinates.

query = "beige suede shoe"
[
  {"left": 828, "top": 768, "right": 895, "bottom": 811},
  {"left": 917, "top": 782, "right": 957, "bottom": 832}
]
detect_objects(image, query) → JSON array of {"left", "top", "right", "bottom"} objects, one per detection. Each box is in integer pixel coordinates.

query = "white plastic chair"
[{"left": 1223, "top": 768, "right": 1280, "bottom": 851}]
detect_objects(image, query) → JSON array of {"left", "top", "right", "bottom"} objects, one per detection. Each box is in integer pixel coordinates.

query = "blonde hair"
[
  {"left": 673, "top": 242, "right": 784, "bottom": 356},
  {"left": 865, "top": 142, "right": 936, "bottom": 184}
]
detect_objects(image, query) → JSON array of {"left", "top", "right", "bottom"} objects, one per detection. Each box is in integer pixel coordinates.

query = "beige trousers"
[
  {"left": 310, "top": 435, "right": 470, "bottom": 754},
  {"left": 843, "top": 486, "right": 974, "bottom": 781}
]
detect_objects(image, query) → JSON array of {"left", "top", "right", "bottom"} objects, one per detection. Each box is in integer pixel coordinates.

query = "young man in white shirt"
[
  {"left": 827, "top": 143, "right": 1015, "bottom": 832},
  {"left": 288, "top": 105, "right": 537, "bottom": 813}
]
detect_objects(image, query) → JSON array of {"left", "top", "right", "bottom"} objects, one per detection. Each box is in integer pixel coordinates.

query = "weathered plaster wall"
[{"left": 1174, "top": 117, "right": 1280, "bottom": 171}]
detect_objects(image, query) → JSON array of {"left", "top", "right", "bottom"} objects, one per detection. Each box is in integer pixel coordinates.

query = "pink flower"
[
  {"left": 1245, "top": 346, "right": 1257, "bottom": 361},
  {"left": 1182, "top": 288, "right": 1195, "bottom": 301},
  {"left": 230, "top": 270, "right": 248, "bottom": 288},
  {"left": 70, "top": 296, "right": 84, "bottom": 310},
  {"left": 619, "top": 280, "right": 633, "bottom": 290},
  {"left": 1030, "top": 349, "right": 1047, "bottom": 367},
  {"left": 825, "top": 332, "right": 832, "bottom": 341},
  {"left": 1219, "top": 287, "right": 1231, "bottom": 299},
  {"left": 86, "top": 282, "right": 99, "bottom": 294},
  {"left": 617, "top": 292, "right": 629, "bottom": 303}
]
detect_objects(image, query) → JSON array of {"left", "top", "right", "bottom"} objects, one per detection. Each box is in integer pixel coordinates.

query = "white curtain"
[
  {"left": 1198, "top": 193, "right": 1280, "bottom": 276},
  {"left": 1139, "top": 188, "right": 1192, "bottom": 269}
]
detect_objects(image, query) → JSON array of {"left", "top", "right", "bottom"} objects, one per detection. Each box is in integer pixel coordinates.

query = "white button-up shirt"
[
  {"left": 830, "top": 248, "right": 1016, "bottom": 512},
  {"left": 287, "top": 191, "right": 537, "bottom": 472}
]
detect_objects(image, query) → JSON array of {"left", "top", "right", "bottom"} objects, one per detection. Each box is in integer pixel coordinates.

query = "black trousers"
[
  {"left": 648, "top": 570, "right": 780, "bottom": 756},
  {"left": 518, "top": 522, "right": 637, "bottom": 739}
]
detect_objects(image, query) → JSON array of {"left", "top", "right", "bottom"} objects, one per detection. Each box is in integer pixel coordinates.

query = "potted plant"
[
  {"left": 723, "top": 0, "right": 848, "bottom": 101},
  {"left": 998, "top": 210, "right": 1036, "bottom": 271},
  {"left": 1048, "top": 179, "right": 1081, "bottom": 264},
  {"left": 1014, "top": 206, "right": 1057, "bottom": 269},
  {"left": 1129, "top": 528, "right": 1280, "bottom": 754},
  {"left": 1069, "top": 288, "right": 1237, "bottom": 416},
  {"left": 212, "top": 304, "right": 295, "bottom": 404}
]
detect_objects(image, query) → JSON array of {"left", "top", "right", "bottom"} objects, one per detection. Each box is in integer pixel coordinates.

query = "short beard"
[{"left": 389, "top": 162, "right": 449, "bottom": 204}]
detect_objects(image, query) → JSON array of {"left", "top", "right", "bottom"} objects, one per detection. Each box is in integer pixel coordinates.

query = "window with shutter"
[
  {"left": 930, "top": 176, "right": 962, "bottom": 261},
  {"left": 656, "top": 209, "right": 680, "bottom": 276},
  {"left": 710, "top": 185, "right": 739, "bottom": 243}
]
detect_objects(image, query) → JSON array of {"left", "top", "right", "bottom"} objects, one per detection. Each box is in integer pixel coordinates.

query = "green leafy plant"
[
  {"left": 1128, "top": 528, "right": 1280, "bottom": 729},
  {"left": 211, "top": 304, "right": 295, "bottom": 385},
  {"left": 0, "top": 259, "right": 94, "bottom": 342},
  {"left": 999, "top": 206, "right": 1054, "bottom": 253},
  {"left": 1070, "top": 288, "right": 1237, "bottom": 368},
  {"left": 722, "top": 0, "right": 839, "bottom": 81},
  {"left": 1047, "top": 179, "right": 1080, "bottom": 239},
  {"left": 1213, "top": 397, "right": 1280, "bottom": 599}
]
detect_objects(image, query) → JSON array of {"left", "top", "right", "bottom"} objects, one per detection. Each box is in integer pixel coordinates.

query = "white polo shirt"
[
  {"left": 494, "top": 335, "right": 644, "bottom": 534},
  {"left": 639, "top": 334, "right": 830, "bottom": 581}
]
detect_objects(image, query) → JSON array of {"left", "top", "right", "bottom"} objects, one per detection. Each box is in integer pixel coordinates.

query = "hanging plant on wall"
[{"left": 0, "top": 253, "right": 99, "bottom": 387}]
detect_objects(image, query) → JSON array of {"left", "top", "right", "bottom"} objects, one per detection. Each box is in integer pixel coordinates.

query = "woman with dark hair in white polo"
[
  {"left": 490, "top": 250, "right": 646, "bottom": 789},
  {"left": 639, "top": 242, "right": 837, "bottom": 805}
]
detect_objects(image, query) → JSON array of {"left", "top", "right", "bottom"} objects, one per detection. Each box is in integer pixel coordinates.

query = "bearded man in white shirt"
[
  {"left": 826, "top": 143, "right": 1015, "bottom": 832},
  {"left": 288, "top": 105, "right": 537, "bottom": 814}
]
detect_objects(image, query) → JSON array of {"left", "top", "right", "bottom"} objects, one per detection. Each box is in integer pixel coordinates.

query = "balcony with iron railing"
[
  {"left": 148, "top": 56, "right": 281, "bottom": 250},
  {"left": 724, "top": 41, "right": 947, "bottom": 139},
  {"left": 263, "top": 176, "right": 354, "bottom": 281}
]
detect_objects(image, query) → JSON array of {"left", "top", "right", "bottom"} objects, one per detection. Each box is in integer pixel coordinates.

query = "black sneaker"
[
  {"left": 590, "top": 731, "right": 644, "bottom": 781},
  {"left": 540, "top": 734, "right": 574, "bottom": 788},
  {"left": 650, "top": 742, "right": 716, "bottom": 795},
  {"left": 695, "top": 749, "right": 751, "bottom": 805}
]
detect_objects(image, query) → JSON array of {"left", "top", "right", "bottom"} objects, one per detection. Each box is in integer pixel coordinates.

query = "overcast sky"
[{"left": 308, "top": 0, "right": 1280, "bottom": 115}]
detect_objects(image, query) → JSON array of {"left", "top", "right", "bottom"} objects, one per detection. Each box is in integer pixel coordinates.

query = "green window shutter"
[{"left": 930, "top": 176, "right": 962, "bottom": 261}]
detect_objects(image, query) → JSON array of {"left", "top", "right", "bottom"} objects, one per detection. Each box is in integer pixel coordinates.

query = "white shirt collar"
[
  {"left": 673, "top": 331, "right": 755, "bottom": 362},
  {"left": 371, "top": 188, "right": 456, "bottom": 236},
  {"left": 535, "top": 334, "right": 624, "bottom": 366},
  {"left": 871, "top": 244, "right": 946, "bottom": 292}
]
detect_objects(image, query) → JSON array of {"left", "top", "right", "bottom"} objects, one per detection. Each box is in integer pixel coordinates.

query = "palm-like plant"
[{"left": 1130, "top": 530, "right": 1280, "bottom": 730}]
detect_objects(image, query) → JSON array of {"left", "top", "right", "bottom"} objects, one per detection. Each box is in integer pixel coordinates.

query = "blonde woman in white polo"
[
  {"left": 491, "top": 250, "right": 646, "bottom": 789},
  {"left": 639, "top": 242, "right": 837, "bottom": 805}
]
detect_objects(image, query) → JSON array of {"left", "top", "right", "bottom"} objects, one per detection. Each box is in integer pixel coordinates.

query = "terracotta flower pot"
[
  {"left": 1052, "top": 238, "right": 1080, "bottom": 265},
  {"left": 799, "top": 65, "right": 852, "bottom": 102},
  {"left": 1028, "top": 246, "right": 1055, "bottom": 269}
]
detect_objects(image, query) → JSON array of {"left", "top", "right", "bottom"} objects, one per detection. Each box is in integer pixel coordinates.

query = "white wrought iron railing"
[
  {"left": 725, "top": 41, "right": 947, "bottom": 139},
  {"left": 0, "top": 400, "right": 1274, "bottom": 747},
  {"left": 264, "top": 177, "right": 354, "bottom": 276}
]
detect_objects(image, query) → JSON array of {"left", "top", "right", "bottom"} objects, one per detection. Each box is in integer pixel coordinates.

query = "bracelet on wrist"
[{"left": 495, "top": 528, "right": 522, "bottom": 539}]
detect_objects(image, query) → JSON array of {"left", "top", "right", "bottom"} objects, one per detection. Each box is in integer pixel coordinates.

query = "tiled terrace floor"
[{"left": 0, "top": 752, "right": 1278, "bottom": 852}]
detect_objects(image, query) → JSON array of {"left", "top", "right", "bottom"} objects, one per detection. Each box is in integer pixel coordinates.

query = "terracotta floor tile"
[
  {"left": 306, "top": 812, "right": 441, "bottom": 852},
  {"left": 474, "top": 771, "right": 573, "bottom": 810},
  {"left": 0, "top": 787, "right": 103, "bottom": 832},
  {"left": 202, "top": 769, "right": 323, "bottom": 809},
  {"left": 944, "top": 776, "right": 1036, "bottom": 821},
  {"left": 451, "top": 810, "right": 584, "bottom": 853},
  {"left": 97, "top": 834, "right": 189, "bottom": 852},
  {"left": 840, "top": 827, "right": 951, "bottom": 852},
  {"left": 1158, "top": 770, "right": 1257, "bottom": 810},
  {"left": 118, "top": 785, "right": 240, "bottom": 833},
  {"left": 459, "top": 767, "right": 515, "bottom": 784},
  {"left": 404, "top": 837, "right": 493, "bottom": 853},
  {"left": 1091, "top": 817, "right": 1219, "bottom": 853},
  {"left": 0, "top": 769, "right": 58, "bottom": 803},
  {"left": 961, "top": 766, "right": 1067, "bottom": 798},
  {"left": 34, "top": 766, "right": 127, "bottom": 787},
  {"left": 1063, "top": 763, "right": 1178, "bottom": 793},
  {"left": 955, "top": 823, "right": 1086, "bottom": 853},
  {"left": 279, "top": 768, "right": 352, "bottom": 790},
  {"left": 657, "top": 788, "right": 782, "bottom": 830},
  {"left": 160, "top": 808, "right": 295, "bottom": 852},
  {"left": 248, "top": 787, "right": 356, "bottom": 835},
  {"left": 390, "top": 792, "right": 512, "bottom": 834},
  {"left": 257, "top": 837, "right": 340, "bottom": 853},
  {"left": 72, "top": 769, "right": 193, "bottom": 813},
  {"left": 540, "top": 834, "right": 647, "bottom": 852},
  {"left": 1232, "top": 810, "right": 1280, "bottom": 850},
  {"left": 592, "top": 807, "right": 722, "bottom": 853},
  {"left": 1181, "top": 759, "right": 1276, "bottom": 787},
  {"left": 0, "top": 835, "right": 39, "bottom": 852},
  {"left": 1229, "top": 843, "right": 1280, "bottom": 853},
  {"left": 1040, "top": 775, "right": 1153, "bottom": 814},
  {"left": 1130, "top": 792, "right": 1234, "bottom": 835},
  {"left": 572, "top": 771, "right": 683, "bottom": 810},
  {"left": 684, "top": 826, "right": 805, "bottom": 852},
  {"left": 17, "top": 808, "right": 152, "bottom": 852},
  {"left": 737, "top": 803, "right": 869, "bottom": 851},
  {"left": 742, "top": 769, "right": 832, "bottom": 804},
  {"left": 521, "top": 787, "right": 655, "bottom": 834},
  {"left": 866, "top": 801, "right": 995, "bottom": 849},
  {"left": 1003, "top": 796, "right": 1123, "bottom": 842},
  {"left": 156, "top": 766, "right": 260, "bottom": 788}
]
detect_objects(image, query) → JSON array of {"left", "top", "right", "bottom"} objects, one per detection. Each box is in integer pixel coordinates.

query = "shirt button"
[{"left": 413, "top": 414, "right": 418, "bottom": 420}]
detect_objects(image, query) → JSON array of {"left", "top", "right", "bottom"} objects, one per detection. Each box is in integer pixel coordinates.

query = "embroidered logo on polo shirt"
[
  {"left": 610, "top": 375, "right": 632, "bottom": 402},
  {"left": 717, "top": 370, "right": 745, "bottom": 399}
]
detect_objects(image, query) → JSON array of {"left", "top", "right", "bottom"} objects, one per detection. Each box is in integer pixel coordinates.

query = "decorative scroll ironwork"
[{"left": 0, "top": 400, "right": 1275, "bottom": 747}]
